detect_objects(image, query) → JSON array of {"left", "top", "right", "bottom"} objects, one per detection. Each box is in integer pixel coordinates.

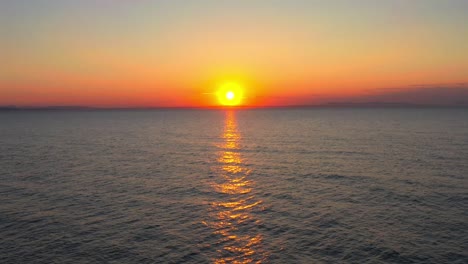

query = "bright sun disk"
[
  {"left": 226, "top": 91, "right": 235, "bottom": 100},
  {"left": 217, "top": 82, "right": 244, "bottom": 106}
]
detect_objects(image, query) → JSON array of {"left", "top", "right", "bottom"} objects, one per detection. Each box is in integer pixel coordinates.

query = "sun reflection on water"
[{"left": 205, "top": 111, "right": 266, "bottom": 264}]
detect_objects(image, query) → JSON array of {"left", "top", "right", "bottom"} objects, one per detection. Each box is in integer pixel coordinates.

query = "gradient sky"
[{"left": 1, "top": 0, "right": 467, "bottom": 107}]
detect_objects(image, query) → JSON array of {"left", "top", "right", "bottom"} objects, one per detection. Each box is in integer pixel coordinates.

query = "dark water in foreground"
[{"left": 1, "top": 109, "right": 467, "bottom": 263}]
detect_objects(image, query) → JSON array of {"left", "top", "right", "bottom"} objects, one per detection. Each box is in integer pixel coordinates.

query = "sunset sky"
[{"left": 1, "top": 0, "right": 468, "bottom": 107}]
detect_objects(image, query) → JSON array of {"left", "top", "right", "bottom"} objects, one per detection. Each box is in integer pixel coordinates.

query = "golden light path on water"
[{"left": 205, "top": 111, "right": 267, "bottom": 264}]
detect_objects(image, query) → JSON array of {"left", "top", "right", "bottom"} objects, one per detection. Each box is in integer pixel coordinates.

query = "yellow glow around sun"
[{"left": 217, "top": 82, "right": 244, "bottom": 106}]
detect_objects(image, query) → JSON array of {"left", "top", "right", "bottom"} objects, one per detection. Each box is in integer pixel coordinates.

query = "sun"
[
  {"left": 226, "top": 91, "right": 234, "bottom": 100},
  {"left": 217, "top": 82, "right": 244, "bottom": 106}
]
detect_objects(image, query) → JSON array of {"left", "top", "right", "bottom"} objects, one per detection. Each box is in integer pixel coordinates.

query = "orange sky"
[{"left": 1, "top": 1, "right": 467, "bottom": 107}]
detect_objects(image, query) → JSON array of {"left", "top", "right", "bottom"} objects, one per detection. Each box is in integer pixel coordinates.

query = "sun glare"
[
  {"left": 226, "top": 91, "right": 235, "bottom": 100},
  {"left": 217, "top": 82, "right": 244, "bottom": 106}
]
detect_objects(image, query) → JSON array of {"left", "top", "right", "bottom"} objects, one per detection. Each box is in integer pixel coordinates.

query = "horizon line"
[{"left": 2, "top": 102, "right": 468, "bottom": 111}]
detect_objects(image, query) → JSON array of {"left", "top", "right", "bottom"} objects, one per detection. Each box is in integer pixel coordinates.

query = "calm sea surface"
[{"left": 1, "top": 109, "right": 467, "bottom": 263}]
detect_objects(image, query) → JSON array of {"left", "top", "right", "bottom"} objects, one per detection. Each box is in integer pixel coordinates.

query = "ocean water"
[{"left": 0, "top": 108, "right": 467, "bottom": 263}]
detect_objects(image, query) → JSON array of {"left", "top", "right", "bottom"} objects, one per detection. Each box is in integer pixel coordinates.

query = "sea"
[{"left": 1, "top": 108, "right": 467, "bottom": 263}]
